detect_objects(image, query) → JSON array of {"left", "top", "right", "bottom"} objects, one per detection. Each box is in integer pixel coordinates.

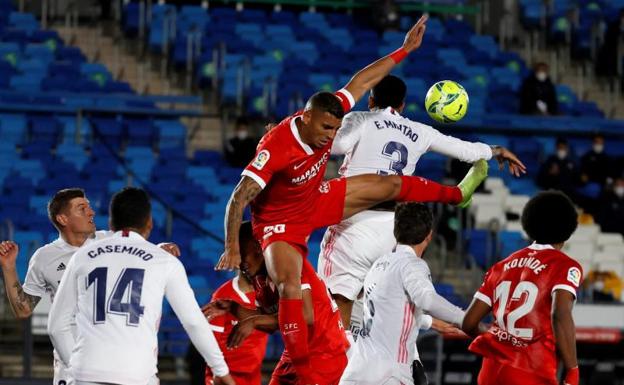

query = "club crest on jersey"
[
  {"left": 252, "top": 150, "right": 270, "bottom": 170},
  {"left": 567, "top": 267, "right": 581, "bottom": 287}
]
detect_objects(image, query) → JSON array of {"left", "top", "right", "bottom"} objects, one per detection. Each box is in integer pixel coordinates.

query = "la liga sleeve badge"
[
  {"left": 252, "top": 150, "right": 270, "bottom": 170},
  {"left": 567, "top": 267, "right": 581, "bottom": 287}
]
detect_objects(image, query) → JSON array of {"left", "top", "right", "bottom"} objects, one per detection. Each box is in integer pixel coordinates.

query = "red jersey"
[
  {"left": 242, "top": 89, "right": 355, "bottom": 247},
  {"left": 252, "top": 259, "right": 350, "bottom": 360},
  {"left": 206, "top": 277, "right": 268, "bottom": 381},
  {"left": 469, "top": 244, "right": 583, "bottom": 381}
]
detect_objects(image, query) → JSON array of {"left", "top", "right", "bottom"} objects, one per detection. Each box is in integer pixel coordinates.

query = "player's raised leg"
[{"left": 342, "top": 159, "right": 488, "bottom": 220}]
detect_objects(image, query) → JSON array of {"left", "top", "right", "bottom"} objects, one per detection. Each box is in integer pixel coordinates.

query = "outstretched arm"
[
  {"left": 343, "top": 15, "right": 428, "bottom": 103},
  {"left": 0, "top": 241, "right": 41, "bottom": 319},
  {"left": 461, "top": 297, "right": 491, "bottom": 337},
  {"left": 215, "top": 176, "right": 263, "bottom": 271}
]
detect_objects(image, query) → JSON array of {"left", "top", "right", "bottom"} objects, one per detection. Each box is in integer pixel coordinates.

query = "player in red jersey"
[
  {"left": 208, "top": 222, "right": 348, "bottom": 385},
  {"left": 216, "top": 16, "right": 500, "bottom": 385},
  {"left": 204, "top": 273, "right": 269, "bottom": 385},
  {"left": 462, "top": 191, "right": 583, "bottom": 385}
]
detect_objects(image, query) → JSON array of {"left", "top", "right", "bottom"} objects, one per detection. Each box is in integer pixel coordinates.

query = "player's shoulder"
[
  {"left": 391, "top": 247, "right": 429, "bottom": 271},
  {"left": 94, "top": 230, "right": 113, "bottom": 240},
  {"left": 28, "top": 239, "right": 64, "bottom": 264},
  {"left": 212, "top": 279, "right": 235, "bottom": 299}
]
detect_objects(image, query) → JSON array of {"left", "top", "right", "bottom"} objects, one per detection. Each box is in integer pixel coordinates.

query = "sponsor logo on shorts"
[
  {"left": 252, "top": 150, "right": 270, "bottom": 170},
  {"left": 567, "top": 267, "right": 581, "bottom": 287}
]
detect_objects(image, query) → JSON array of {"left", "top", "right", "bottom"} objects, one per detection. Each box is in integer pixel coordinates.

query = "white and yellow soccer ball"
[{"left": 424, "top": 80, "right": 469, "bottom": 123}]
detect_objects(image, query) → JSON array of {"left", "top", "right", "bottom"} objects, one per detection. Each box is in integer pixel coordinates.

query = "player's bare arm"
[
  {"left": 227, "top": 314, "right": 277, "bottom": 349},
  {"left": 461, "top": 297, "right": 492, "bottom": 337},
  {"left": 217, "top": 176, "right": 262, "bottom": 271},
  {"left": 343, "top": 15, "right": 428, "bottom": 102},
  {"left": 0, "top": 241, "right": 41, "bottom": 319},
  {"left": 552, "top": 290, "right": 579, "bottom": 384},
  {"left": 490, "top": 145, "right": 527, "bottom": 177}
]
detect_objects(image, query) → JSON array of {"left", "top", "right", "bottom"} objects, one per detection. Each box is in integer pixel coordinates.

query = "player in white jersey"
[
  {"left": 339, "top": 203, "right": 465, "bottom": 385},
  {"left": 318, "top": 75, "right": 526, "bottom": 332},
  {"left": 48, "top": 187, "right": 234, "bottom": 385},
  {"left": 0, "top": 188, "right": 180, "bottom": 385}
]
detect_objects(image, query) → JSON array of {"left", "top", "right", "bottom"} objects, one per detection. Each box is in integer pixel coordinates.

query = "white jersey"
[
  {"left": 332, "top": 107, "right": 493, "bottom": 176},
  {"left": 22, "top": 229, "right": 111, "bottom": 385},
  {"left": 340, "top": 245, "right": 464, "bottom": 385},
  {"left": 23, "top": 230, "right": 111, "bottom": 302},
  {"left": 48, "top": 231, "right": 228, "bottom": 385}
]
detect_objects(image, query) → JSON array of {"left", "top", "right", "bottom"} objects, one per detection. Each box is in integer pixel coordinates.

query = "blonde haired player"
[
  {"left": 0, "top": 188, "right": 179, "bottom": 385},
  {"left": 48, "top": 188, "right": 233, "bottom": 385}
]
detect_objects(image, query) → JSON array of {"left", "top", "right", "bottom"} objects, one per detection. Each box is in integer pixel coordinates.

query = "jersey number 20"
[
  {"left": 494, "top": 280, "right": 538, "bottom": 338},
  {"left": 86, "top": 267, "right": 145, "bottom": 326}
]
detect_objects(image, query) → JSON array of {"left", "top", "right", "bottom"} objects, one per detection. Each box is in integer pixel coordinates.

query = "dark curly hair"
[{"left": 521, "top": 190, "right": 578, "bottom": 244}]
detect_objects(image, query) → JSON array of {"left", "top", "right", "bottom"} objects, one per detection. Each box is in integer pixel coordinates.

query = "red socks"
[
  {"left": 279, "top": 298, "right": 314, "bottom": 383},
  {"left": 397, "top": 176, "right": 462, "bottom": 204}
]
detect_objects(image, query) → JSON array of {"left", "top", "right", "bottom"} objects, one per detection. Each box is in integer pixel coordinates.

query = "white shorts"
[
  {"left": 54, "top": 357, "right": 73, "bottom": 385},
  {"left": 318, "top": 210, "right": 396, "bottom": 301},
  {"left": 339, "top": 344, "right": 412, "bottom": 385},
  {"left": 75, "top": 376, "right": 159, "bottom": 385}
]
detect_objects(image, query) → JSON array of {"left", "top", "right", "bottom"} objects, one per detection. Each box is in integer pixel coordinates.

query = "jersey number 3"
[
  {"left": 379, "top": 141, "right": 409, "bottom": 175},
  {"left": 494, "top": 280, "right": 538, "bottom": 338},
  {"left": 86, "top": 267, "right": 146, "bottom": 326}
]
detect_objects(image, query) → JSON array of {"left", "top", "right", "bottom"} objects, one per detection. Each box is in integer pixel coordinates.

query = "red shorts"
[
  {"left": 478, "top": 357, "right": 557, "bottom": 385},
  {"left": 269, "top": 352, "right": 348, "bottom": 385},
  {"left": 253, "top": 177, "right": 347, "bottom": 258},
  {"left": 205, "top": 368, "right": 261, "bottom": 385}
]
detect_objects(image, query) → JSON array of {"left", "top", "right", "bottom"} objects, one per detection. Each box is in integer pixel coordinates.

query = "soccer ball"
[{"left": 424, "top": 80, "right": 469, "bottom": 123}]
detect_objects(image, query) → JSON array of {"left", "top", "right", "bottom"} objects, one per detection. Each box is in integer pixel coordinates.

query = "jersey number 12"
[
  {"left": 86, "top": 267, "right": 146, "bottom": 326},
  {"left": 493, "top": 280, "right": 538, "bottom": 338}
]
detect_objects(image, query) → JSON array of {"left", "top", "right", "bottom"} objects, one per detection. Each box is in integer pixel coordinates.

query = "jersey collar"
[
  {"left": 232, "top": 276, "right": 252, "bottom": 304},
  {"left": 290, "top": 116, "right": 314, "bottom": 155},
  {"left": 395, "top": 244, "right": 420, "bottom": 258},
  {"left": 528, "top": 242, "right": 555, "bottom": 250},
  {"left": 53, "top": 236, "right": 80, "bottom": 252},
  {"left": 112, "top": 230, "right": 144, "bottom": 240},
  {"left": 371, "top": 106, "right": 399, "bottom": 115}
]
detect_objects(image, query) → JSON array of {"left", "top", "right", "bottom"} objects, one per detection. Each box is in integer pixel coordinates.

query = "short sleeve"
[
  {"left": 474, "top": 268, "right": 495, "bottom": 307},
  {"left": 331, "top": 112, "right": 366, "bottom": 155},
  {"left": 335, "top": 89, "right": 355, "bottom": 114},
  {"left": 22, "top": 252, "right": 47, "bottom": 297},
  {"left": 241, "top": 133, "right": 288, "bottom": 189},
  {"left": 551, "top": 259, "right": 583, "bottom": 298}
]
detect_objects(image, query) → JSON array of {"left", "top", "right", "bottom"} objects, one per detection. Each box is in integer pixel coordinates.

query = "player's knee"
[{"left": 277, "top": 280, "right": 301, "bottom": 299}]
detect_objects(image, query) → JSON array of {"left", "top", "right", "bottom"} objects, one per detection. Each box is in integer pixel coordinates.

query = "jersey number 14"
[{"left": 86, "top": 267, "right": 145, "bottom": 326}]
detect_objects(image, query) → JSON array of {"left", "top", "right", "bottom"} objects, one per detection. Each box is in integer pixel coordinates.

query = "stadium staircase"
[{"left": 53, "top": 22, "right": 224, "bottom": 151}]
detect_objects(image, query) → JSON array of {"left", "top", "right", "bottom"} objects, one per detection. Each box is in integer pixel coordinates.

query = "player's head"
[
  {"left": 369, "top": 75, "right": 407, "bottom": 112},
  {"left": 521, "top": 190, "right": 577, "bottom": 246},
  {"left": 302, "top": 91, "right": 344, "bottom": 149},
  {"left": 238, "top": 221, "right": 265, "bottom": 281},
  {"left": 109, "top": 187, "right": 153, "bottom": 239},
  {"left": 394, "top": 203, "right": 434, "bottom": 248},
  {"left": 48, "top": 188, "right": 95, "bottom": 234}
]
